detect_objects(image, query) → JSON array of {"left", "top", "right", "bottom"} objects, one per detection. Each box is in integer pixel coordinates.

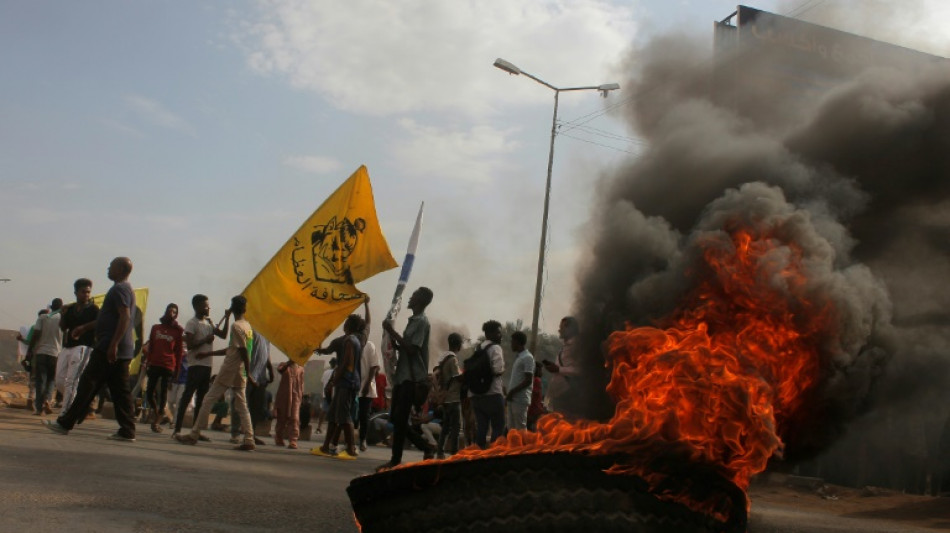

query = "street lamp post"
[{"left": 493, "top": 58, "right": 619, "bottom": 352}]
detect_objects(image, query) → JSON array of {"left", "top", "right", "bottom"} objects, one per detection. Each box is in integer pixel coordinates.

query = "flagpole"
[{"left": 382, "top": 202, "right": 425, "bottom": 385}]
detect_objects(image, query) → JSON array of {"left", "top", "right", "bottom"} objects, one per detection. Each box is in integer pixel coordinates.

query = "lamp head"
[
  {"left": 598, "top": 82, "right": 620, "bottom": 97},
  {"left": 493, "top": 58, "right": 521, "bottom": 75}
]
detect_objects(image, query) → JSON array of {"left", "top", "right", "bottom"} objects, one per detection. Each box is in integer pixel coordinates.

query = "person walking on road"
[
  {"left": 56, "top": 279, "right": 99, "bottom": 414},
  {"left": 172, "top": 294, "right": 228, "bottom": 439},
  {"left": 46, "top": 257, "right": 138, "bottom": 442},
  {"left": 175, "top": 295, "right": 258, "bottom": 451},
  {"left": 274, "top": 358, "right": 305, "bottom": 448},
  {"left": 29, "top": 298, "right": 63, "bottom": 415},
  {"left": 144, "top": 303, "right": 184, "bottom": 433}
]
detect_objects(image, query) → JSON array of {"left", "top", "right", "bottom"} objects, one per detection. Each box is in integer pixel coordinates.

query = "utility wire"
[
  {"left": 559, "top": 93, "right": 638, "bottom": 131},
  {"left": 785, "top": 0, "right": 826, "bottom": 17},
  {"left": 558, "top": 122, "right": 649, "bottom": 146},
  {"left": 558, "top": 132, "right": 642, "bottom": 155}
]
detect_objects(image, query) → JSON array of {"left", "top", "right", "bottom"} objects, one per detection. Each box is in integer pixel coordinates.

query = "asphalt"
[
  {"left": 0, "top": 405, "right": 413, "bottom": 532},
  {"left": 0, "top": 402, "right": 942, "bottom": 533}
]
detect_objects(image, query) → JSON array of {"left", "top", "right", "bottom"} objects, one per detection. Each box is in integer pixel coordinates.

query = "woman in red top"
[
  {"left": 526, "top": 361, "right": 547, "bottom": 431},
  {"left": 145, "top": 303, "right": 184, "bottom": 433}
]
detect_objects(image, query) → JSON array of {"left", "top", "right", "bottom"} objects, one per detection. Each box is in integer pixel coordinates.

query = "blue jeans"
[
  {"left": 472, "top": 393, "right": 506, "bottom": 449},
  {"left": 33, "top": 353, "right": 57, "bottom": 412}
]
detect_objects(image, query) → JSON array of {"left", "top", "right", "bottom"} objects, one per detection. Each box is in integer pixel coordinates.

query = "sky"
[{"left": 5, "top": 0, "right": 948, "bottom": 358}]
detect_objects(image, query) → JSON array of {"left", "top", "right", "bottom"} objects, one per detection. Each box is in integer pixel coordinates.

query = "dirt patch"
[{"left": 750, "top": 482, "right": 949, "bottom": 530}]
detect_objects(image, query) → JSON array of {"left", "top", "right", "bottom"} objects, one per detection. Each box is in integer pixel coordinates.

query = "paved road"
[
  {"left": 0, "top": 405, "right": 942, "bottom": 532},
  {"left": 0, "top": 406, "right": 410, "bottom": 532}
]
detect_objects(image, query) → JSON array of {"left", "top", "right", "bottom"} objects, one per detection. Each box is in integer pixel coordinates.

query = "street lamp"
[{"left": 493, "top": 57, "right": 619, "bottom": 352}]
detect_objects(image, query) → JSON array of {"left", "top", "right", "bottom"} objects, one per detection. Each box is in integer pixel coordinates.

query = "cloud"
[
  {"left": 389, "top": 119, "right": 521, "bottom": 184},
  {"left": 235, "top": 0, "right": 637, "bottom": 117},
  {"left": 283, "top": 154, "right": 343, "bottom": 174},
  {"left": 123, "top": 94, "right": 195, "bottom": 135},
  {"left": 99, "top": 118, "right": 144, "bottom": 138}
]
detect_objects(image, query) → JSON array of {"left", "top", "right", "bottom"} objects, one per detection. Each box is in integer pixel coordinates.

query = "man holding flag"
[{"left": 377, "top": 287, "right": 436, "bottom": 472}]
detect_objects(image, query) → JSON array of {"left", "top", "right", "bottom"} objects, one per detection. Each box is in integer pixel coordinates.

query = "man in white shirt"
[
  {"left": 29, "top": 299, "right": 63, "bottom": 415},
  {"left": 357, "top": 337, "right": 381, "bottom": 451},
  {"left": 172, "top": 294, "right": 228, "bottom": 438},
  {"left": 470, "top": 320, "right": 505, "bottom": 448},
  {"left": 505, "top": 331, "right": 534, "bottom": 431}
]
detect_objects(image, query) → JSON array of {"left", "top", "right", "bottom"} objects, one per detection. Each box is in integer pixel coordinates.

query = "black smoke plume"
[{"left": 572, "top": 24, "right": 950, "bottom": 465}]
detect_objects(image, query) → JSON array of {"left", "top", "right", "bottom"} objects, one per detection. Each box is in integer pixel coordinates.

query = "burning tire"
[{"left": 347, "top": 452, "right": 746, "bottom": 533}]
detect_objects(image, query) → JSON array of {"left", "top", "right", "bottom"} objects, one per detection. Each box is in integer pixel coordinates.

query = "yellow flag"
[{"left": 243, "top": 166, "right": 397, "bottom": 365}]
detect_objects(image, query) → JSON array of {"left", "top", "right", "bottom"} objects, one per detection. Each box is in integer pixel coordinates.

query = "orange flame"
[{"left": 450, "top": 226, "right": 831, "bottom": 516}]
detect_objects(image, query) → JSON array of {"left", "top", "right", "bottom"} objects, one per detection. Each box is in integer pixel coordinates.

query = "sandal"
[
  {"left": 151, "top": 424, "right": 163, "bottom": 433},
  {"left": 310, "top": 447, "right": 337, "bottom": 458}
]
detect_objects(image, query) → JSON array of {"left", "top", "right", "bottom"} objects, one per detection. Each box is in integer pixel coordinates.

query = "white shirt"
[
  {"left": 507, "top": 350, "right": 535, "bottom": 405},
  {"left": 17, "top": 326, "right": 31, "bottom": 360},
  {"left": 359, "top": 340, "right": 381, "bottom": 399},
  {"left": 33, "top": 312, "right": 63, "bottom": 357},
  {"left": 470, "top": 341, "right": 505, "bottom": 397},
  {"left": 184, "top": 317, "right": 214, "bottom": 368}
]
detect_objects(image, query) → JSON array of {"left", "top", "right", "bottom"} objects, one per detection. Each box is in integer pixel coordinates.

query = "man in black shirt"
[{"left": 57, "top": 278, "right": 99, "bottom": 412}]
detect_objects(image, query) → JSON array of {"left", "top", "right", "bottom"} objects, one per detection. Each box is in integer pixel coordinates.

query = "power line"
[
  {"left": 559, "top": 93, "right": 638, "bottom": 128},
  {"left": 559, "top": 132, "right": 642, "bottom": 155},
  {"left": 785, "top": 0, "right": 826, "bottom": 17},
  {"left": 558, "top": 122, "right": 649, "bottom": 146}
]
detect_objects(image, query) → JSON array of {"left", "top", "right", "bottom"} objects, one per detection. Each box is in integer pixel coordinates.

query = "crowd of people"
[{"left": 19, "top": 257, "right": 579, "bottom": 472}]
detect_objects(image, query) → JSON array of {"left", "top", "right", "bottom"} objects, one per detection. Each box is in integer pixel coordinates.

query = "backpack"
[
  {"left": 463, "top": 342, "right": 497, "bottom": 395},
  {"left": 437, "top": 353, "right": 456, "bottom": 390}
]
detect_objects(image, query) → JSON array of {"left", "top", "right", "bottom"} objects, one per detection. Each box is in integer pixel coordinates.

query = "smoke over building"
[{"left": 572, "top": 4, "right": 950, "bottom": 479}]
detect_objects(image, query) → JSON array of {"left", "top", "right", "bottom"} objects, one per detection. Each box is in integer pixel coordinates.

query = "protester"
[
  {"left": 274, "top": 359, "right": 305, "bottom": 448},
  {"left": 167, "top": 357, "right": 187, "bottom": 425},
  {"left": 543, "top": 316, "right": 580, "bottom": 418},
  {"left": 129, "top": 347, "right": 147, "bottom": 417},
  {"left": 526, "top": 361, "right": 547, "bottom": 431},
  {"left": 357, "top": 299, "right": 381, "bottom": 452},
  {"left": 16, "top": 313, "right": 44, "bottom": 408},
  {"left": 29, "top": 298, "right": 64, "bottom": 415},
  {"left": 46, "top": 257, "right": 138, "bottom": 442},
  {"left": 172, "top": 294, "right": 228, "bottom": 439},
  {"left": 144, "top": 303, "right": 184, "bottom": 433},
  {"left": 470, "top": 320, "right": 506, "bottom": 448},
  {"left": 372, "top": 373, "right": 388, "bottom": 413},
  {"left": 55, "top": 279, "right": 99, "bottom": 413},
  {"left": 175, "top": 295, "right": 257, "bottom": 451},
  {"left": 435, "top": 332, "right": 463, "bottom": 459},
  {"left": 312, "top": 314, "right": 363, "bottom": 459},
  {"left": 231, "top": 333, "right": 273, "bottom": 446},
  {"left": 210, "top": 393, "right": 229, "bottom": 430},
  {"left": 506, "top": 331, "right": 534, "bottom": 431},
  {"left": 299, "top": 394, "right": 312, "bottom": 434},
  {"left": 377, "top": 287, "right": 436, "bottom": 471},
  {"left": 414, "top": 400, "right": 441, "bottom": 449},
  {"left": 315, "top": 357, "right": 336, "bottom": 435}
]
